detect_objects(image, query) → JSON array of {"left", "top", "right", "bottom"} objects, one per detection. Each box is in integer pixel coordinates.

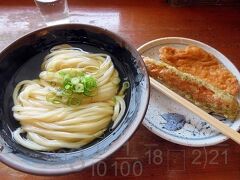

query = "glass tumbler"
[{"left": 34, "top": 0, "right": 69, "bottom": 26}]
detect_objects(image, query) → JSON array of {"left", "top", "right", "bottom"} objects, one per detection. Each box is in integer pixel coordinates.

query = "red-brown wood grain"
[{"left": 0, "top": 0, "right": 239, "bottom": 179}]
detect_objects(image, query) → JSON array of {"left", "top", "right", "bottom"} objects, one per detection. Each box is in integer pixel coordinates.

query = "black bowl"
[{"left": 0, "top": 24, "right": 149, "bottom": 175}]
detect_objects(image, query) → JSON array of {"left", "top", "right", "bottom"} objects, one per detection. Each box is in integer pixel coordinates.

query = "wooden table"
[{"left": 0, "top": 0, "right": 240, "bottom": 179}]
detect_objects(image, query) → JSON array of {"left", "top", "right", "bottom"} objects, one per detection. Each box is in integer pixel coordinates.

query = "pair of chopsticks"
[{"left": 150, "top": 77, "right": 240, "bottom": 145}]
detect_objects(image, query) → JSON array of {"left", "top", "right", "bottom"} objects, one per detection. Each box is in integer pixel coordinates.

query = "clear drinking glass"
[{"left": 34, "top": 0, "right": 69, "bottom": 26}]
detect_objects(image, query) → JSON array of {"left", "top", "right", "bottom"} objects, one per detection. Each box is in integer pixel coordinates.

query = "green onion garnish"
[
  {"left": 46, "top": 71, "right": 98, "bottom": 105},
  {"left": 119, "top": 81, "right": 130, "bottom": 96}
]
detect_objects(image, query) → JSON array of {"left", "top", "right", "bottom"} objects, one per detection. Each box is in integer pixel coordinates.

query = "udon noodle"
[{"left": 12, "top": 44, "right": 128, "bottom": 151}]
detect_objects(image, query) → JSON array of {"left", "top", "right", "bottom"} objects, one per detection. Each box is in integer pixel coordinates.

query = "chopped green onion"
[
  {"left": 59, "top": 71, "right": 66, "bottom": 77},
  {"left": 71, "top": 77, "right": 80, "bottom": 85},
  {"left": 63, "top": 74, "right": 70, "bottom": 81},
  {"left": 119, "top": 81, "right": 130, "bottom": 96},
  {"left": 82, "top": 75, "right": 97, "bottom": 91},
  {"left": 46, "top": 92, "right": 56, "bottom": 101},
  {"left": 64, "top": 84, "right": 71, "bottom": 90},
  {"left": 75, "top": 83, "right": 84, "bottom": 93},
  {"left": 52, "top": 100, "right": 61, "bottom": 104},
  {"left": 123, "top": 81, "right": 130, "bottom": 89},
  {"left": 62, "top": 89, "right": 73, "bottom": 96},
  {"left": 47, "top": 70, "right": 98, "bottom": 105}
]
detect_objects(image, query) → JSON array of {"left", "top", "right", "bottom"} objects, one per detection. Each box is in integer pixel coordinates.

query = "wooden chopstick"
[{"left": 150, "top": 77, "right": 240, "bottom": 145}]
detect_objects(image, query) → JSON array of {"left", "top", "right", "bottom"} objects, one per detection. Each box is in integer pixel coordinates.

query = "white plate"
[{"left": 138, "top": 37, "right": 240, "bottom": 147}]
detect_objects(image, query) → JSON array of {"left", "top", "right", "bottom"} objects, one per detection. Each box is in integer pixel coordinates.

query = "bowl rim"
[{"left": 0, "top": 23, "right": 150, "bottom": 175}]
